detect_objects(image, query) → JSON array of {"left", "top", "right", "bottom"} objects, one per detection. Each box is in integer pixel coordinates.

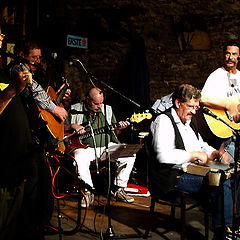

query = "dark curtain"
[
  {"left": 105, "top": 36, "right": 150, "bottom": 143},
  {"left": 130, "top": 37, "right": 151, "bottom": 113},
  {"left": 106, "top": 36, "right": 150, "bottom": 121}
]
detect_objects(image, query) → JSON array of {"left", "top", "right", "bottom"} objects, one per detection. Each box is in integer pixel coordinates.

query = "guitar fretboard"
[{"left": 78, "top": 123, "right": 120, "bottom": 140}]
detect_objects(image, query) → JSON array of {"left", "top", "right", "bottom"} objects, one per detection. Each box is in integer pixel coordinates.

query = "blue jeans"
[
  {"left": 224, "top": 139, "right": 240, "bottom": 163},
  {"left": 224, "top": 139, "right": 240, "bottom": 222},
  {"left": 178, "top": 173, "right": 239, "bottom": 228}
]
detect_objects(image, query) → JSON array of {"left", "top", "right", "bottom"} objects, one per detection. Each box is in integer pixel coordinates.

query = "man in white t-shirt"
[
  {"left": 202, "top": 41, "right": 240, "bottom": 97},
  {"left": 201, "top": 40, "right": 240, "bottom": 109},
  {"left": 201, "top": 40, "right": 240, "bottom": 158},
  {"left": 201, "top": 40, "right": 240, "bottom": 239}
]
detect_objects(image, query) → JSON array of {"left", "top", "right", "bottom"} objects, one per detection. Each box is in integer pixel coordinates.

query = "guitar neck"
[
  {"left": 79, "top": 123, "right": 120, "bottom": 140},
  {"left": 55, "top": 78, "right": 70, "bottom": 106},
  {"left": 55, "top": 85, "right": 68, "bottom": 106}
]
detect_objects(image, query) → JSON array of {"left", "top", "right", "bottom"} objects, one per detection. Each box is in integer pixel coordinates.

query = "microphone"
[
  {"left": 202, "top": 107, "right": 220, "bottom": 120},
  {"left": 69, "top": 58, "right": 81, "bottom": 66},
  {"left": 51, "top": 52, "right": 58, "bottom": 60},
  {"left": 68, "top": 58, "right": 90, "bottom": 75},
  {"left": 70, "top": 109, "right": 90, "bottom": 115},
  {"left": 69, "top": 110, "right": 91, "bottom": 120},
  {"left": 69, "top": 59, "right": 74, "bottom": 66},
  {"left": 69, "top": 58, "right": 98, "bottom": 88},
  {"left": 0, "top": 48, "right": 34, "bottom": 66}
]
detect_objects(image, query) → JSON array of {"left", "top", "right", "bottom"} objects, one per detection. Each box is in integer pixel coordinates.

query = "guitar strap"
[{"left": 69, "top": 101, "right": 120, "bottom": 144}]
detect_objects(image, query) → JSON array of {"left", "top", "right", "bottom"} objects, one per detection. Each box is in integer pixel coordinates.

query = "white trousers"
[{"left": 73, "top": 142, "right": 135, "bottom": 188}]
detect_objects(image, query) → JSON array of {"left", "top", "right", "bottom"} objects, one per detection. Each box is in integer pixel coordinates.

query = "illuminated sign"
[{"left": 67, "top": 35, "right": 88, "bottom": 49}]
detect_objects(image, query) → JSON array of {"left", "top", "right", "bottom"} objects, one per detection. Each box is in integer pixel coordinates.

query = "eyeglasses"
[
  {"left": 185, "top": 104, "right": 200, "bottom": 111},
  {"left": 29, "top": 55, "right": 42, "bottom": 61}
]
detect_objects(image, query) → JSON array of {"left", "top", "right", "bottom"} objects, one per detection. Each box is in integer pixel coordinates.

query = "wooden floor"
[{"left": 44, "top": 191, "right": 214, "bottom": 240}]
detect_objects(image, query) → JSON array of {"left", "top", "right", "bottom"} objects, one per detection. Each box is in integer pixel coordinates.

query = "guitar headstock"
[
  {"left": 61, "top": 76, "right": 70, "bottom": 87},
  {"left": 130, "top": 112, "right": 152, "bottom": 123},
  {"left": 0, "top": 34, "right": 5, "bottom": 49}
]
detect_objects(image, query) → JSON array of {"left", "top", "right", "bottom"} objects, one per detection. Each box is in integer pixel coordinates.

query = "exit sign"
[{"left": 66, "top": 35, "right": 88, "bottom": 49}]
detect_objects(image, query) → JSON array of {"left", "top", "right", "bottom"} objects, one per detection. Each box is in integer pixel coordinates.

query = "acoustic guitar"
[
  {"left": 64, "top": 112, "right": 152, "bottom": 154},
  {"left": 37, "top": 78, "right": 69, "bottom": 152},
  {"left": 203, "top": 105, "right": 240, "bottom": 138}
]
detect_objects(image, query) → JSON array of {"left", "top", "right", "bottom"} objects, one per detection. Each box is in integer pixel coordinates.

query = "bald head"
[
  {"left": 86, "top": 88, "right": 104, "bottom": 113},
  {"left": 88, "top": 88, "right": 102, "bottom": 99}
]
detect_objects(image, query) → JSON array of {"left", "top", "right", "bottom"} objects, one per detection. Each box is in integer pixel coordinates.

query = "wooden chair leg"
[
  {"left": 170, "top": 205, "right": 176, "bottom": 223},
  {"left": 144, "top": 196, "right": 156, "bottom": 239},
  {"left": 180, "top": 193, "right": 187, "bottom": 240},
  {"left": 204, "top": 208, "right": 209, "bottom": 240}
]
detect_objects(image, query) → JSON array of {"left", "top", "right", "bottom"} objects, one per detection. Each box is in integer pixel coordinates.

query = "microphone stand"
[
  {"left": 89, "top": 119, "right": 99, "bottom": 174},
  {"left": 232, "top": 131, "right": 239, "bottom": 240},
  {"left": 203, "top": 107, "right": 239, "bottom": 240},
  {"left": 71, "top": 59, "right": 145, "bottom": 239},
  {"left": 70, "top": 59, "right": 141, "bottom": 109},
  {"left": 103, "top": 102, "right": 114, "bottom": 239}
]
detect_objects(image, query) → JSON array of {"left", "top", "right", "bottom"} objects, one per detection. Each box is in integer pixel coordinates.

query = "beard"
[
  {"left": 93, "top": 108, "right": 101, "bottom": 113},
  {"left": 88, "top": 106, "right": 101, "bottom": 113}
]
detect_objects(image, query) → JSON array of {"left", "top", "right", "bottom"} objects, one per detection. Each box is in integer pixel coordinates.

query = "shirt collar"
[{"left": 171, "top": 108, "right": 191, "bottom": 126}]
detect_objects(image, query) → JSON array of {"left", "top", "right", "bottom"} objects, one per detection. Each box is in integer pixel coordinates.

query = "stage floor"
[{"left": 45, "top": 192, "right": 213, "bottom": 240}]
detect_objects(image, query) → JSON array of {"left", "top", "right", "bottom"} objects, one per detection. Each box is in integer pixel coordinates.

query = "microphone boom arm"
[
  {"left": 71, "top": 59, "right": 141, "bottom": 108},
  {"left": 203, "top": 107, "right": 236, "bottom": 133}
]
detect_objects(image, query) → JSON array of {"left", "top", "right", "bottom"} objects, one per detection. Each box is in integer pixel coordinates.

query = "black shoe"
[{"left": 213, "top": 227, "right": 225, "bottom": 240}]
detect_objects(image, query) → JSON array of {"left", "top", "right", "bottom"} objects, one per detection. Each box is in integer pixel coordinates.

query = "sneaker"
[
  {"left": 81, "top": 191, "right": 94, "bottom": 208},
  {"left": 113, "top": 188, "right": 134, "bottom": 203},
  {"left": 225, "top": 226, "right": 240, "bottom": 240}
]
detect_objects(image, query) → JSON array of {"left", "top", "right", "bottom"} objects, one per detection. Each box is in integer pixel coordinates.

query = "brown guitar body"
[{"left": 37, "top": 86, "right": 65, "bottom": 152}]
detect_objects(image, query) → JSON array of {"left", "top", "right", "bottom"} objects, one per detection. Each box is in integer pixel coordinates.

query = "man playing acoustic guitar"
[
  {"left": 9, "top": 38, "right": 68, "bottom": 122},
  {"left": 201, "top": 40, "right": 240, "bottom": 161},
  {"left": 201, "top": 40, "right": 240, "bottom": 239},
  {"left": 7, "top": 38, "right": 70, "bottom": 235}
]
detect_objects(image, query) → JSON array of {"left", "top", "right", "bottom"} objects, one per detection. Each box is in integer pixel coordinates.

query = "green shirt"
[
  {"left": 66, "top": 101, "right": 119, "bottom": 148},
  {"left": 82, "top": 110, "right": 117, "bottom": 147}
]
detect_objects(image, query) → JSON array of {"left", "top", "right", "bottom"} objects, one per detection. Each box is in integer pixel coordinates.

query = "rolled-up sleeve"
[
  {"left": 23, "top": 80, "right": 56, "bottom": 111},
  {"left": 11, "top": 64, "right": 56, "bottom": 112}
]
